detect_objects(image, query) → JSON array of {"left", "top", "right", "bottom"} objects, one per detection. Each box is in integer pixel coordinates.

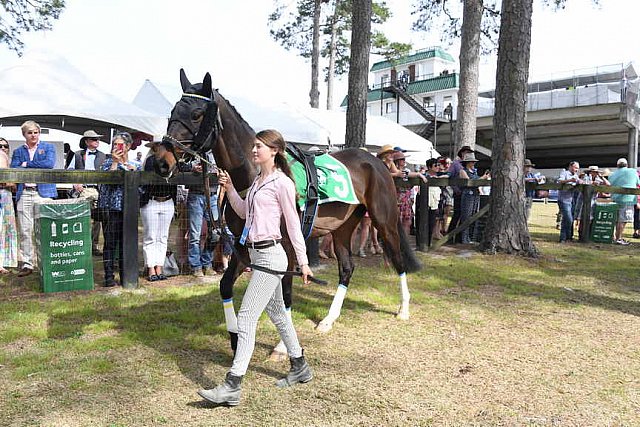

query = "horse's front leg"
[
  {"left": 220, "top": 249, "right": 248, "bottom": 353},
  {"left": 317, "top": 228, "right": 357, "bottom": 333}
]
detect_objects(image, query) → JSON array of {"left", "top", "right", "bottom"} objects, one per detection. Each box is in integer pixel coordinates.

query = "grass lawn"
[{"left": 1, "top": 203, "right": 639, "bottom": 426}]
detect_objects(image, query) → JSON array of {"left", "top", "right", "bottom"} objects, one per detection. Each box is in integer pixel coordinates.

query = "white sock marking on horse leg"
[
  {"left": 317, "top": 284, "right": 347, "bottom": 332},
  {"left": 397, "top": 273, "right": 410, "bottom": 320},
  {"left": 272, "top": 308, "right": 291, "bottom": 354},
  {"left": 222, "top": 298, "right": 238, "bottom": 334}
]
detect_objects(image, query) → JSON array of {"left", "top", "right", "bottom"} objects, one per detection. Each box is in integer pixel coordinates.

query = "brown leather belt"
[
  {"left": 245, "top": 239, "right": 281, "bottom": 249},
  {"left": 151, "top": 195, "right": 172, "bottom": 202}
]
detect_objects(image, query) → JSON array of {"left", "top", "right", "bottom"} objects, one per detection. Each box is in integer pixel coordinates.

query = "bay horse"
[{"left": 151, "top": 70, "right": 421, "bottom": 356}]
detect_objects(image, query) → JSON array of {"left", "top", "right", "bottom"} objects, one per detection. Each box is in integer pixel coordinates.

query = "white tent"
[
  {"left": 0, "top": 51, "right": 167, "bottom": 137},
  {"left": 132, "top": 80, "right": 438, "bottom": 164},
  {"left": 133, "top": 80, "right": 331, "bottom": 146},
  {"left": 291, "top": 107, "right": 439, "bottom": 164}
]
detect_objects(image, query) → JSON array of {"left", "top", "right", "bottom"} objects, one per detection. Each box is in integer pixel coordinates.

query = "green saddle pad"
[{"left": 287, "top": 153, "right": 359, "bottom": 208}]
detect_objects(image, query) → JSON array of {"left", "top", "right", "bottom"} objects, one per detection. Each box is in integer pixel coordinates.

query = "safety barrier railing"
[
  {"left": 396, "top": 177, "right": 640, "bottom": 251},
  {"left": 0, "top": 169, "right": 217, "bottom": 289}
]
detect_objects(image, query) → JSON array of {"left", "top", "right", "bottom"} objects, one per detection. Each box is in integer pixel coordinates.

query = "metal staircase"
[{"left": 384, "top": 81, "right": 449, "bottom": 140}]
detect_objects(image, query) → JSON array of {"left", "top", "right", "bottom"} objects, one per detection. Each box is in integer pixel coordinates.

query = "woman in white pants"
[
  {"left": 197, "top": 129, "right": 314, "bottom": 406},
  {"left": 140, "top": 153, "right": 176, "bottom": 281}
]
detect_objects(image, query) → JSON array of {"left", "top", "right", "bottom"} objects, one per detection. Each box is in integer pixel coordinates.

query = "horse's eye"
[{"left": 191, "top": 109, "right": 205, "bottom": 121}]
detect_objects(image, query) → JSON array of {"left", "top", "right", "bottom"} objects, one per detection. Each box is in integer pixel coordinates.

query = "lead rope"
[{"left": 215, "top": 172, "right": 327, "bottom": 286}]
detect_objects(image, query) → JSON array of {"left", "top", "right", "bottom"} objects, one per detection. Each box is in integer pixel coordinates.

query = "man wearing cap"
[
  {"left": 68, "top": 130, "right": 108, "bottom": 256},
  {"left": 446, "top": 145, "right": 475, "bottom": 241},
  {"left": 10, "top": 120, "right": 57, "bottom": 276},
  {"left": 608, "top": 158, "right": 640, "bottom": 245},
  {"left": 524, "top": 159, "right": 545, "bottom": 222}
]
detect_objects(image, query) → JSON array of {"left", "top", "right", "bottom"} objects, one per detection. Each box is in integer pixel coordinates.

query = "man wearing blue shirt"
[
  {"left": 608, "top": 158, "right": 640, "bottom": 245},
  {"left": 10, "top": 121, "right": 57, "bottom": 276}
]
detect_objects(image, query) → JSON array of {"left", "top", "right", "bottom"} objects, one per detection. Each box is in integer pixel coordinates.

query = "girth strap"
[{"left": 285, "top": 142, "right": 319, "bottom": 240}]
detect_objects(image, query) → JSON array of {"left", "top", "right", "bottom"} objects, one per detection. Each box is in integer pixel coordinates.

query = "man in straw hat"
[
  {"left": 68, "top": 130, "right": 108, "bottom": 256},
  {"left": 524, "top": 159, "right": 545, "bottom": 221}
]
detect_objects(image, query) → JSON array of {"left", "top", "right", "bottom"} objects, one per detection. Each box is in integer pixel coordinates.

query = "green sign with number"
[
  {"left": 288, "top": 153, "right": 360, "bottom": 208},
  {"left": 590, "top": 202, "right": 618, "bottom": 243}
]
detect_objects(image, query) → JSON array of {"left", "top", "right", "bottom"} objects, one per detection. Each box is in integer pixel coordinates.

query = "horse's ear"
[
  {"left": 202, "top": 73, "right": 212, "bottom": 97},
  {"left": 180, "top": 69, "right": 191, "bottom": 92}
]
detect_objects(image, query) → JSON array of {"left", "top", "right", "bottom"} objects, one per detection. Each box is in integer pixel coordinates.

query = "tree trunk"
[
  {"left": 345, "top": 0, "right": 372, "bottom": 148},
  {"left": 480, "top": 0, "right": 537, "bottom": 256},
  {"left": 326, "top": 0, "right": 340, "bottom": 110},
  {"left": 309, "top": 0, "right": 322, "bottom": 108},
  {"left": 454, "top": 0, "right": 483, "bottom": 155}
]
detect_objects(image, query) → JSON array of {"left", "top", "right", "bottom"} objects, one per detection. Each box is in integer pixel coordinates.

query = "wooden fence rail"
[
  {"left": 0, "top": 169, "right": 217, "bottom": 289},
  {"left": 1, "top": 169, "right": 638, "bottom": 288},
  {"left": 396, "top": 177, "right": 640, "bottom": 252}
]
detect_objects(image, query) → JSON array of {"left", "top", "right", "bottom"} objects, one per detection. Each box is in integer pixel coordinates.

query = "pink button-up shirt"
[{"left": 227, "top": 170, "right": 308, "bottom": 266}]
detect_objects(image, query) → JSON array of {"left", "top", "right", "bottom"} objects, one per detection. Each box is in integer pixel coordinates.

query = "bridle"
[
  {"left": 160, "top": 92, "right": 223, "bottom": 178},
  {"left": 157, "top": 81, "right": 328, "bottom": 286}
]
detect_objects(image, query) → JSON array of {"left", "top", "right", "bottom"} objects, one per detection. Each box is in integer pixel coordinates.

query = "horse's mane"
[{"left": 212, "top": 89, "right": 255, "bottom": 134}]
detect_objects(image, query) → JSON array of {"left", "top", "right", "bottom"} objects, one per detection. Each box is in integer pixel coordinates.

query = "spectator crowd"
[
  {"left": 1, "top": 122, "right": 638, "bottom": 288},
  {"left": 0, "top": 121, "right": 227, "bottom": 287}
]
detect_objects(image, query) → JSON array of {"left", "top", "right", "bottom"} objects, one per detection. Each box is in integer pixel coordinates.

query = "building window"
[
  {"left": 385, "top": 102, "right": 396, "bottom": 113},
  {"left": 381, "top": 74, "right": 389, "bottom": 87}
]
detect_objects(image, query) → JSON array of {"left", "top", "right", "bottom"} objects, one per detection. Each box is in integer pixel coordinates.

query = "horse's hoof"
[
  {"left": 268, "top": 350, "right": 288, "bottom": 362},
  {"left": 396, "top": 311, "right": 410, "bottom": 321},
  {"left": 316, "top": 321, "right": 333, "bottom": 333}
]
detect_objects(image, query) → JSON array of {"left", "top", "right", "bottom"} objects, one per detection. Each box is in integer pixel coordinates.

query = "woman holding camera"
[{"left": 98, "top": 132, "right": 140, "bottom": 287}]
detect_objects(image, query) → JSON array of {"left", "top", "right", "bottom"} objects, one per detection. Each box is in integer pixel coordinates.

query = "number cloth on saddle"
[{"left": 286, "top": 153, "right": 359, "bottom": 208}]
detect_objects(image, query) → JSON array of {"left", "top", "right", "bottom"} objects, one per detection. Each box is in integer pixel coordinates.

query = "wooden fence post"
[
  {"left": 122, "top": 172, "right": 140, "bottom": 289},
  {"left": 579, "top": 184, "right": 595, "bottom": 243},
  {"left": 416, "top": 181, "right": 430, "bottom": 251}
]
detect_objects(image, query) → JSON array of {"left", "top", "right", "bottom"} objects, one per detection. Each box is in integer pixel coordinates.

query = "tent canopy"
[
  {"left": 133, "top": 80, "right": 438, "bottom": 164},
  {"left": 0, "top": 51, "right": 167, "bottom": 138},
  {"left": 289, "top": 107, "right": 438, "bottom": 164}
]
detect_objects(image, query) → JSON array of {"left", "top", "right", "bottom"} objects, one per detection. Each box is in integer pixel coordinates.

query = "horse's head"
[{"left": 151, "top": 69, "right": 220, "bottom": 178}]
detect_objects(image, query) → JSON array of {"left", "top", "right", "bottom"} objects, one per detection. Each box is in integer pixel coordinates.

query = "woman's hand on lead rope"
[
  {"left": 300, "top": 264, "right": 313, "bottom": 285},
  {"left": 217, "top": 170, "right": 234, "bottom": 191}
]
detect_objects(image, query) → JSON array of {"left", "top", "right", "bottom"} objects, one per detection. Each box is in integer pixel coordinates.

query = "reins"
[
  {"left": 216, "top": 189, "right": 327, "bottom": 286},
  {"left": 165, "top": 88, "right": 327, "bottom": 286}
]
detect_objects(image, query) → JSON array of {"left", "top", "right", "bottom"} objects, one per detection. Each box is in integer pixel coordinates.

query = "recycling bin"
[
  {"left": 35, "top": 199, "right": 94, "bottom": 292},
  {"left": 590, "top": 202, "right": 618, "bottom": 244}
]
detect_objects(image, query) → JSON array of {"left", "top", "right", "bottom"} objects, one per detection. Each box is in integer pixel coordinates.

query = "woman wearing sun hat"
[
  {"left": 458, "top": 152, "right": 489, "bottom": 244},
  {"left": 392, "top": 150, "right": 427, "bottom": 237},
  {"left": 377, "top": 144, "right": 400, "bottom": 174}
]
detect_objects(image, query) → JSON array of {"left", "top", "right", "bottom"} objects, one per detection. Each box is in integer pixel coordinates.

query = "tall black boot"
[
  {"left": 276, "top": 352, "right": 313, "bottom": 388},
  {"left": 198, "top": 372, "right": 243, "bottom": 406}
]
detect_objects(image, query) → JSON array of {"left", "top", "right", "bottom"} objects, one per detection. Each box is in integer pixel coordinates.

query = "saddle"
[{"left": 285, "top": 143, "right": 319, "bottom": 240}]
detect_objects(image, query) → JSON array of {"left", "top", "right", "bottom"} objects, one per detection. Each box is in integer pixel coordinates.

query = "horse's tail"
[{"left": 397, "top": 218, "right": 422, "bottom": 273}]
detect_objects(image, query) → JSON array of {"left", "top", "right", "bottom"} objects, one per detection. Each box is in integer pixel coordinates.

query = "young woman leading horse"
[{"left": 151, "top": 70, "right": 421, "bottom": 356}]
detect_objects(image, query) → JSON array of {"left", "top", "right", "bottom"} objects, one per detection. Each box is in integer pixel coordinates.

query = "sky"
[{"left": 0, "top": 0, "right": 636, "bottom": 111}]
